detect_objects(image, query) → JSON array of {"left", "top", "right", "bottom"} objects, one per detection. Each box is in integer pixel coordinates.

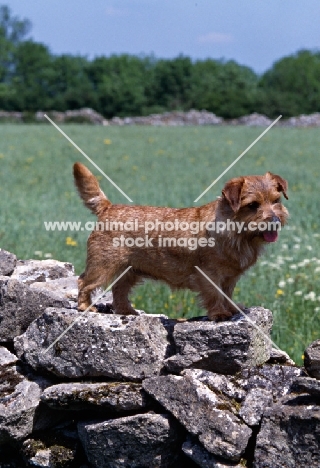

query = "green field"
[{"left": 0, "top": 123, "right": 319, "bottom": 364}]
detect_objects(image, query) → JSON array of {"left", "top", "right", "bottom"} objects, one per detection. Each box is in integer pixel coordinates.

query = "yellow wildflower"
[{"left": 66, "top": 236, "right": 77, "bottom": 246}]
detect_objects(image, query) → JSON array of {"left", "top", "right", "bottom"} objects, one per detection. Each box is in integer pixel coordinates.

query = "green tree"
[
  {"left": 11, "top": 41, "right": 54, "bottom": 110},
  {"left": 50, "top": 55, "right": 95, "bottom": 111},
  {"left": 87, "top": 55, "right": 150, "bottom": 117},
  {"left": 0, "top": 4, "right": 31, "bottom": 109},
  {"left": 146, "top": 56, "right": 193, "bottom": 111},
  {"left": 259, "top": 50, "right": 320, "bottom": 117},
  {"left": 188, "top": 59, "right": 258, "bottom": 118}
]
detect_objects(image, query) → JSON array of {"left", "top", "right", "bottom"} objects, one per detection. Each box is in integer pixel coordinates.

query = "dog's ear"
[
  {"left": 222, "top": 177, "right": 245, "bottom": 212},
  {"left": 266, "top": 172, "right": 288, "bottom": 199}
]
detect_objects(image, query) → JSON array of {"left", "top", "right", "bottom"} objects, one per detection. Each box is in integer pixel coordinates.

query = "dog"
[{"left": 73, "top": 162, "right": 288, "bottom": 321}]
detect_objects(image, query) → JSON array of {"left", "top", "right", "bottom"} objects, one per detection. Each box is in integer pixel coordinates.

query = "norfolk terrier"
[{"left": 73, "top": 162, "right": 288, "bottom": 321}]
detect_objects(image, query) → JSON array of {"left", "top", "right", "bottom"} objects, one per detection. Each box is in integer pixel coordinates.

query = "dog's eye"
[{"left": 247, "top": 201, "right": 260, "bottom": 210}]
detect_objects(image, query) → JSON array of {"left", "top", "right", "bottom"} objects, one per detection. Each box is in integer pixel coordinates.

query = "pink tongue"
[{"left": 263, "top": 231, "right": 278, "bottom": 242}]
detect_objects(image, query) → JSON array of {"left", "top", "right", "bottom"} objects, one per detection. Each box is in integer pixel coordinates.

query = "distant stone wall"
[
  {"left": 0, "top": 248, "right": 320, "bottom": 467},
  {"left": 2, "top": 108, "right": 320, "bottom": 127}
]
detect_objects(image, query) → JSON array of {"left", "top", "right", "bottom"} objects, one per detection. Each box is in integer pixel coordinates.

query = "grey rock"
[
  {"left": 293, "top": 376, "right": 320, "bottom": 397},
  {"left": 0, "top": 346, "right": 18, "bottom": 366},
  {"left": 165, "top": 307, "right": 273, "bottom": 375},
  {"left": 236, "top": 113, "right": 272, "bottom": 127},
  {"left": 0, "top": 278, "right": 71, "bottom": 341},
  {"left": 181, "top": 369, "right": 246, "bottom": 401},
  {"left": 143, "top": 372, "right": 252, "bottom": 461},
  {"left": 14, "top": 308, "right": 171, "bottom": 380},
  {"left": 239, "top": 387, "right": 273, "bottom": 426},
  {"left": 0, "top": 249, "right": 17, "bottom": 276},
  {"left": 253, "top": 396, "right": 320, "bottom": 467},
  {"left": 11, "top": 259, "right": 74, "bottom": 284},
  {"left": 22, "top": 433, "right": 78, "bottom": 468},
  {"left": 30, "top": 276, "right": 78, "bottom": 308},
  {"left": 78, "top": 412, "right": 182, "bottom": 468},
  {"left": 268, "top": 347, "right": 295, "bottom": 366},
  {"left": 0, "top": 110, "right": 23, "bottom": 122},
  {"left": 0, "top": 259, "right": 77, "bottom": 342},
  {"left": 284, "top": 112, "right": 320, "bottom": 127},
  {"left": 110, "top": 109, "right": 223, "bottom": 126},
  {"left": 0, "top": 372, "right": 41, "bottom": 444},
  {"left": 182, "top": 437, "right": 243, "bottom": 468},
  {"left": 64, "top": 107, "right": 108, "bottom": 125},
  {"left": 23, "top": 444, "right": 51, "bottom": 468},
  {"left": 304, "top": 340, "right": 320, "bottom": 379},
  {"left": 41, "top": 381, "right": 149, "bottom": 412},
  {"left": 235, "top": 364, "right": 303, "bottom": 400}
]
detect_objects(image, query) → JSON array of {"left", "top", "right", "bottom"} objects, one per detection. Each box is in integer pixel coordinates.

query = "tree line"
[{"left": 1, "top": 5, "right": 320, "bottom": 119}]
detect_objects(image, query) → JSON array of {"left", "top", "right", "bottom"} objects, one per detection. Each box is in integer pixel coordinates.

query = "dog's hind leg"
[
  {"left": 112, "top": 270, "right": 140, "bottom": 315},
  {"left": 77, "top": 269, "right": 108, "bottom": 311}
]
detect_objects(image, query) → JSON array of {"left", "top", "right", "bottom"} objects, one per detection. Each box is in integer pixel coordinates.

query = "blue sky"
[{"left": 5, "top": 0, "right": 320, "bottom": 73}]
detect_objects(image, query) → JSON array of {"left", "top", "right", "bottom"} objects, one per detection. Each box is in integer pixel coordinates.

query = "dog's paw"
[
  {"left": 113, "top": 306, "right": 140, "bottom": 316},
  {"left": 208, "top": 310, "right": 233, "bottom": 322},
  {"left": 78, "top": 304, "right": 98, "bottom": 312}
]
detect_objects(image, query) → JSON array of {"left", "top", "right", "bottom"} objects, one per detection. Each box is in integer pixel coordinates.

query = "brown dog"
[{"left": 73, "top": 162, "right": 288, "bottom": 321}]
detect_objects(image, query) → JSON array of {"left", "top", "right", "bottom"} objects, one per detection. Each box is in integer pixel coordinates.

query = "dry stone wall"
[
  {"left": 0, "top": 248, "right": 319, "bottom": 467},
  {"left": 2, "top": 108, "right": 320, "bottom": 127}
]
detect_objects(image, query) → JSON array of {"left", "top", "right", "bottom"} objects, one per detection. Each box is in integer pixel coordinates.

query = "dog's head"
[{"left": 221, "top": 172, "right": 289, "bottom": 242}]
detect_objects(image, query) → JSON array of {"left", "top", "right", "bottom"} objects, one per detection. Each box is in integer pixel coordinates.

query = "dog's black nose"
[{"left": 270, "top": 215, "right": 281, "bottom": 230}]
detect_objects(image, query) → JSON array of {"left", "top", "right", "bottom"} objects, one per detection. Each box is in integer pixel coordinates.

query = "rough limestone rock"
[
  {"left": 0, "top": 277, "right": 71, "bottom": 341},
  {"left": 0, "top": 249, "right": 17, "bottom": 276},
  {"left": 164, "top": 307, "right": 273, "bottom": 375},
  {"left": 236, "top": 113, "right": 273, "bottom": 127},
  {"left": 36, "top": 107, "right": 108, "bottom": 125},
  {"left": 268, "top": 347, "right": 296, "bottom": 366},
  {"left": 21, "top": 433, "right": 78, "bottom": 468},
  {"left": 0, "top": 259, "right": 77, "bottom": 342},
  {"left": 29, "top": 276, "right": 78, "bottom": 308},
  {"left": 229, "top": 365, "right": 302, "bottom": 429},
  {"left": 182, "top": 437, "right": 243, "bottom": 468},
  {"left": 253, "top": 395, "right": 320, "bottom": 468},
  {"left": 143, "top": 371, "right": 252, "bottom": 461},
  {"left": 184, "top": 368, "right": 246, "bottom": 401},
  {"left": 11, "top": 259, "right": 74, "bottom": 284},
  {"left": 284, "top": 112, "right": 320, "bottom": 127},
  {"left": 293, "top": 376, "right": 320, "bottom": 397},
  {"left": 235, "top": 364, "right": 303, "bottom": 399},
  {"left": 78, "top": 412, "right": 183, "bottom": 468},
  {"left": 41, "top": 382, "right": 149, "bottom": 412},
  {"left": 0, "top": 361, "right": 41, "bottom": 444},
  {"left": 2, "top": 249, "right": 320, "bottom": 467},
  {"left": 110, "top": 109, "right": 223, "bottom": 126},
  {"left": 0, "top": 345, "right": 18, "bottom": 366},
  {"left": 14, "top": 308, "right": 171, "bottom": 380},
  {"left": 304, "top": 340, "right": 320, "bottom": 379},
  {"left": 239, "top": 388, "right": 273, "bottom": 426}
]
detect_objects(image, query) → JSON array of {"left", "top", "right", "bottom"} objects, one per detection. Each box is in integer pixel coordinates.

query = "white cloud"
[{"left": 197, "top": 32, "right": 233, "bottom": 44}]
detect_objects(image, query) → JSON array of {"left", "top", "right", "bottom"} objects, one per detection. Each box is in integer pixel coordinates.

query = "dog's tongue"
[{"left": 263, "top": 231, "right": 278, "bottom": 242}]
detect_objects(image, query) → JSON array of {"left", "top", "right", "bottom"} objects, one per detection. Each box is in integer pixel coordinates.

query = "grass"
[{"left": 0, "top": 123, "right": 319, "bottom": 365}]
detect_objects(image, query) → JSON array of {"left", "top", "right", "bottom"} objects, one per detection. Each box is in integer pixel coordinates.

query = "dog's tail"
[{"left": 73, "top": 162, "right": 111, "bottom": 216}]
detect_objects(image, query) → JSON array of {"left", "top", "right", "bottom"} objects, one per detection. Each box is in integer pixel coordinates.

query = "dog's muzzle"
[{"left": 262, "top": 215, "right": 281, "bottom": 242}]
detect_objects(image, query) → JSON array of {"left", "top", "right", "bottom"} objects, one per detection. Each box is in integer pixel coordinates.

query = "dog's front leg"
[
  {"left": 221, "top": 276, "right": 246, "bottom": 316},
  {"left": 194, "top": 273, "right": 233, "bottom": 321}
]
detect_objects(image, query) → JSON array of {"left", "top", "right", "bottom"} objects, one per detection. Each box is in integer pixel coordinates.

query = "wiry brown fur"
[{"left": 73, "top": 162, "right": 288, "bottom": 321}]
